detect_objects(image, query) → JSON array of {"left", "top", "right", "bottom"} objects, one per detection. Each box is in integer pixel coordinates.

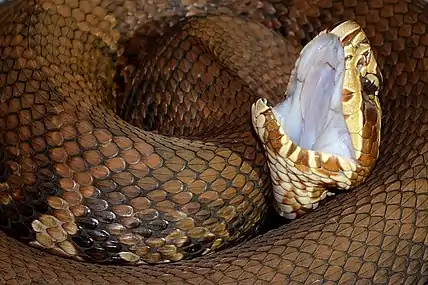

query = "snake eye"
[{"left": 362, "top": 73, "right": 381, "bottom": 95}]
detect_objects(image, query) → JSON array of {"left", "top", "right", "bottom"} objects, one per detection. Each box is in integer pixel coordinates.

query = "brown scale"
[
  {"left": 120, "top": 16, "right": 291, "bottom": 138},
  {"left": 0, "top": 4, "right": 298, "bottom": 264},
  {"left": 0, "top": 0, "right": 427, "bottom": 284}
]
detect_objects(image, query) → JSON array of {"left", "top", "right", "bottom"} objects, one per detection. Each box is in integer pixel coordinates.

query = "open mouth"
[
  {"left": 272, "top": 33, "right": 355, "bottom": 160},
  {"left": 252, "top": 20, "right": 381, "bottom": 220}
]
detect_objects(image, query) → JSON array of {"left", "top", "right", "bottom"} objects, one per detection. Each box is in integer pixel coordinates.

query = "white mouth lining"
[{"left": 272, "top": 33, "right": 355, "bottom": 160}]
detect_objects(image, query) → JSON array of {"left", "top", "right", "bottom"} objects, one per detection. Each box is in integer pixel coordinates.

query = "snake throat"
[{"left": 251, "top": 20, "right": 382, "bottom": 220}]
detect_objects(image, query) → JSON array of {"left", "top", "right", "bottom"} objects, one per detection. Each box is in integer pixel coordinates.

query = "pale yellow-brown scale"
[
  {"left": 252, "top": 21, "right": 382, "bottom": 219},
  {"left": 1, "top": 0, "right": 428, "bottom": 282}
]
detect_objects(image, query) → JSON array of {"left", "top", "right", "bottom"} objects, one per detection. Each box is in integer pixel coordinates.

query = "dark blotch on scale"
[
  {"left": 133, "top": 227, "right": 152, "bottom": 238},
  {"left": 231, "top": 217, "right": 245, "bottom": 229},
  {"left": 94, "top": 210, "right": 116, "bottom": 223},
  {"left": 101, "top": 239, "right": 122, "bottom": 253},
  {"left": 96, "top": 180, "right": 117, "bottom": 193},
  {"left": 110, "top": 254, "right": 126, "bottom": 264},
  {"left": 38, "top": 168, "right": 55, "bottom": 182},
  {"left": 85, "top": 247, "right": 108, "bottom": 261},
  {"left": 87, "top": 229, "right": 109, "bottom": 242},
  {"left": 148, "top": 220, "right": 168, "bottom": 231},
  {"left": 121, "top": 216, "right": 141, "bottom": 229},
  {"left": 0, "top": 144, "right": 11, "bottom": 182},
  {"left": 182, "top": 243, "right": 203, "bottom": 254},
  {"left": 0, "top": 207, "right": 9, "bottom": 227},
  {"left": 183, "top": 233, "right": 217, "bottom": 256},
  {"left": 78, "top": 217, "right": 99, "bottom": 230},
  {"left": 72, "top": 235, "right": 94, "bottom": 248},
  {"left": 0, "top": 206, "right": 33, "bottom": 239},
  {"left": 16, "top": 203, "right": 34, "bottom": 217},
  {"left": 85, "top": 198, "right": 109, "bottom": 212},
  {"left": 5, "top": 207, "right": 20, "bottom": 222},
  {"left": 10, "top": 223, "right": 32, "bottom": 239},
  {"left": 33, "top": 201, "right": 49, "bottom": 214},
  {"left": 39, "top": 182, "right": 58, "bottom": 196},
  {"left": 24, "top": 190, "right": 40, "bottom": 203}
]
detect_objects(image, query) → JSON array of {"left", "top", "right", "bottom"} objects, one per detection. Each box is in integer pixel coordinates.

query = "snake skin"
[{"left": 0, "top": 0, "right": 428, "bottom": 284}]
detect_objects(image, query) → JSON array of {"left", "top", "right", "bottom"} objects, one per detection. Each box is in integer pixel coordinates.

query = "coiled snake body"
[{"left": 0, "top": 0, "right": 427, "bottom": 284}]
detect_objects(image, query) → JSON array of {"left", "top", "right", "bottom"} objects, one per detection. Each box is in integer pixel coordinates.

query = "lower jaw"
[{"left": 251, "top": 98, "right": 368, "bottom": 219}]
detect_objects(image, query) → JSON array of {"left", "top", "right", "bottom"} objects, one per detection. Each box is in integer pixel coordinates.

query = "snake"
[{"left": 0, "top": 0, "right": 427, "bottom": 284}]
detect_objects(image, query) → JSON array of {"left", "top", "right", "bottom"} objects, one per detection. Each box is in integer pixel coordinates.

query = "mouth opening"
[{"left": 272, "top": 33, "right": 355, "bottom": 160}]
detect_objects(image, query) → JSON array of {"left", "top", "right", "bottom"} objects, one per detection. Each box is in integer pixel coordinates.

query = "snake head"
[{"left": 251, "top": 20, "right": 382, "bottom": 219}]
